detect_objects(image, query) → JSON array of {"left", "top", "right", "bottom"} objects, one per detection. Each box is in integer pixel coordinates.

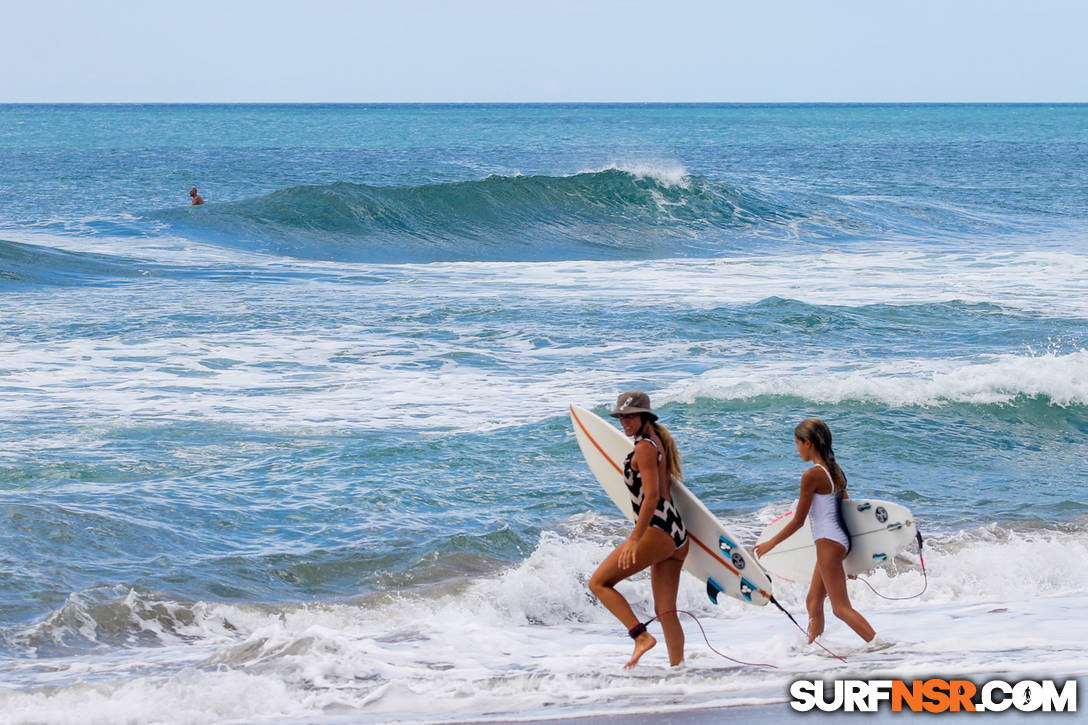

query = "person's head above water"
[{"left": 189, "top": 187, "right": 198, "bottom": 197}]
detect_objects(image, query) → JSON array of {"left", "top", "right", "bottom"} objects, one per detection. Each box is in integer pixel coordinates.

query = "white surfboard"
[
  {"left": 570, "top": 404, "right": 773, "bottom": 607},
  {"left": 755, "top": 497, "right": 917, "bottom": 582}
]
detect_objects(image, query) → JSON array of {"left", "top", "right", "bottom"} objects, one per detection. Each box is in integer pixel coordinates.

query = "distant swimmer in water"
[
  {"left": 588, "top": 391, "right": 689, "bottom": 669},
  {"left": 189, "top": 187, "right": 204, "bottom": 206},
  {"left": 754, "top": 418, "right": 880, "bottom": 646}
]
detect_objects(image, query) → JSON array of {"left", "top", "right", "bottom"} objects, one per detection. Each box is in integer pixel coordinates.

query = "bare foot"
[
  {"left": 623, "top": 632, "right": 657, "bottom": 669},
  {"left": 864, "top": 636, "right": 894, "bottom": 652},
  {"left": 807, "top": 616, "right": 824, "bottom": 644}
]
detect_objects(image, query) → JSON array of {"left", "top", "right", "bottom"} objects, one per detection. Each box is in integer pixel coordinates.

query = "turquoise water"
[{"left": 0, "top": 104, "right": 1086, "bottom": 722}]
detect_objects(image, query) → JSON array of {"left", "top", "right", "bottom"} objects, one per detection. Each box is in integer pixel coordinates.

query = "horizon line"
[{"left": 2, "top": 100, "right": 1087, "bottom": 106}]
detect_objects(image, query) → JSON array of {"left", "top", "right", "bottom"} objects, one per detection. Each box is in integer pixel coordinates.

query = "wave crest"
[
  {"left": 7, "top": 586, "right": 232, "bottom": 657},
  {"left": 672, "top": 350, "right": 1088, "bottom": 410}
]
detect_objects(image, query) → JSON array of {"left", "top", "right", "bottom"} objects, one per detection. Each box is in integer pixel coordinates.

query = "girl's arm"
[
  {"left": 754, "top": 469, "right": 818, "bottom": 557},
  {"left": 618, "top": 440, "right": 660, "bottom": 569}
]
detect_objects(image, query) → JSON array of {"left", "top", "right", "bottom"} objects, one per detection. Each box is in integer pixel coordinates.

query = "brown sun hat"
[{"left": 609, "top": 390, "right": 658, "bottom": 421}]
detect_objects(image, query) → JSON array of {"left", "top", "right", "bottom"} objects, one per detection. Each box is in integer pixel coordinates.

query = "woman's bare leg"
[
  {"left": 650, "top": 540, "right": 689, "bottom": 666},
  {"left": 815, "top": 539, "right": 875, "bottom": 642},
  {"left": 589, "top": 528, "right": 678, "bottom": 668}
]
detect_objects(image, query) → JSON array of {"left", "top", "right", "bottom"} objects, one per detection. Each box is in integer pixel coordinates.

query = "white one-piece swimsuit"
[{"left": 808, "top": 464, "right": 850, "bottom": 550}]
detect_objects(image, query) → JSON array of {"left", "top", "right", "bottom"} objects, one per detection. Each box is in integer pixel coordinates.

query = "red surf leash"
[
  {"left": 768, "top": 595, "right": 848, "bottom": 663},
  {"left": 642, "top": 597, "right": 851, "bottom": 665},
  {"left": 643, "top": 609, "right": 778, "bottom": 668}
]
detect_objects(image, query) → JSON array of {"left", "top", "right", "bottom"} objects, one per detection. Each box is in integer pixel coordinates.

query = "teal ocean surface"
[{"left": 0, "top": 104, "right": 1086, "bottom": 723}]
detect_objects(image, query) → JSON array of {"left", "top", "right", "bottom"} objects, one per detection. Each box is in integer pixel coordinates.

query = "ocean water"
[{"left": 0, "top": 104, "right": 1086, "bottom": 723}]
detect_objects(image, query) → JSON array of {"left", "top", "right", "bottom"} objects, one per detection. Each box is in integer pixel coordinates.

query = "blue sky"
[{"left": 3, "top": 0, "right": 1086, "bottom": 103}]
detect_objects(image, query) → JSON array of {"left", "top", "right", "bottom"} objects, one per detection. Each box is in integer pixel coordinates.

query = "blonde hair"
[{"left": 652, "top": 420, "right": 683, "bottom": 482}]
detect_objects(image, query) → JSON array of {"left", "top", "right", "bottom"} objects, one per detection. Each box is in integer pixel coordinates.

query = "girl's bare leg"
[
  {"left": 805, "top": 564, "right": 828, "bottom": 643},
  {"left": 650, "top": 540, "right": 689, "bottom": 666},
  {"left": 589, "top": 528, "right": 677, "bottom": 668},
  {"left": 815, "top": 539, "right": 876, "bottom": 642}
]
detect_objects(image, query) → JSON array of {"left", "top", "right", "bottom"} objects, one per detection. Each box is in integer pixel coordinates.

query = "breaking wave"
[
  {"left": 151, "top": 168, "right": 1014, "bottom": 263},
  {"left": 670, "top": 350, "right": 1088, "bottom": 411}
]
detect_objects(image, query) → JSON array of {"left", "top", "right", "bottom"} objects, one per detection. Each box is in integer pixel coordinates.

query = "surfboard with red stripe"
[{"left": 570, "top": 404, "right": 772, "bottom": 607}]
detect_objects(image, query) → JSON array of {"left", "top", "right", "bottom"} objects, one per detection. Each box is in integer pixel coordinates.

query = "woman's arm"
[
  {"left": 618, "top": 440, "right": 660, "bottom": 569},
  {"left": 753, "top": 469, "right": 818, "bottom": 557}
]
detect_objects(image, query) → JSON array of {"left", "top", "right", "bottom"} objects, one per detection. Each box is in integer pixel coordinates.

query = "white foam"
[
  {"left": 579, "top": 161, "right": 691, "bottom": 188},
  {"left": 671, "top": 349, "right": 1088, "bottom": 409},
  {"left": 0, "top": 330, "right": 631, "bottom": 434},
  {"left": 7, "top": 231, "right": 1088, "bottom": 314},
  {"left": 489, "top": 250, "right": 1088, "bottom": 316},
  {"left": 1, "top": 336, "right": 1081, "bottom": 440},
  {"left": 4, "top": 519, "right": 1087, "bottom": 723},
  {"left": 2, "top": 240, "right": 1087, "bottom": 434}
]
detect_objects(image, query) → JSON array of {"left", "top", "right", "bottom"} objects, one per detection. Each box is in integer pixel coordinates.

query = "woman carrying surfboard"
[
  {"left": 753, "top": 418, "right": 878, "bottom": 645},
  {"left": 588, "top": 391, "right": 689, "bottom": 669}
]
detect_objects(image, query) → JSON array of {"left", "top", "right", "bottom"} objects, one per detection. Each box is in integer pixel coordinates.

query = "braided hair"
[{"left": 794, "top": 418, "right": 846, "bottom": 493}]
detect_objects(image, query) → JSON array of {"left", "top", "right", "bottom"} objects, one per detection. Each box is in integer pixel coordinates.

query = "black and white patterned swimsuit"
[{"left": 623, "top": 436, "right": 688, "bottom": 549}]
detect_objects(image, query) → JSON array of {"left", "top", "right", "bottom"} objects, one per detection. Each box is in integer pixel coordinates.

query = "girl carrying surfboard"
[
  {"left": 588, "top": 391, "right": 690, "bottom": 669},
  {"left": 754, "top": 418, "right": 879, "bottom": 645}
]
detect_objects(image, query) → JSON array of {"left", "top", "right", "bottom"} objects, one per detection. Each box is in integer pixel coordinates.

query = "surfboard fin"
[
  {"left": 708, "top": 576, "right": 757, "bottom": 604},
  {"left": 706, "top": 577, "right": 724, "bottom": 604},
  {"left": 718, "top": 535, "right": 747, "bottom": 570}
]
